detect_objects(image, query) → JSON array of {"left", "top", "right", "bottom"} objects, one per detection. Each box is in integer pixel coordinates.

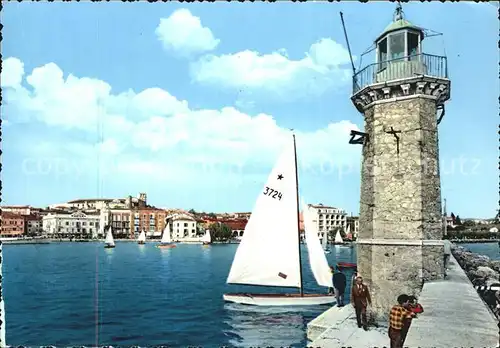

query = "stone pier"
[{"left": 307, "top": 253, "right": 498, "bottom": 347}]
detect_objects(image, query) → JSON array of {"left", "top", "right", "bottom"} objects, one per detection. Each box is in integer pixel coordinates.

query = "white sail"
[
  {"left": 227, "top": 136, "right": 301, "bottom": 288},
  {"left": 334, "top": 230, "right": 344, "bottom": 244},
  {"left": 303, "top": 202, "right": 333, "bottom": 288},
  {"left": 104, "top": 227, "right": 115, "bottom": 246},
  {"left": 161, "top": 223, "right": 171, "bottom": 244},
  {"left": 201, "top": 229, "right": 211, "bottom": 243},
  {"left": 137, "top": 230, "right": 146, "bottom": 243},
  {"left": 346, "top": 224, "right": 351, "bottom": 235}
]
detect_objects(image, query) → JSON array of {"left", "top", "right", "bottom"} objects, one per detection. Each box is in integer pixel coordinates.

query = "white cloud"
[
  {"left": 4, "top": 57, "right": 361, "bottom": 187},
  {"left": 155, "top": 9, "right": 220, "bottom": 57},
  {"left": 1, "top": 57, "right": 25, "bottom": 88},
  {"left": 190, "top": 38, "right": 353, "bottom": 99}
]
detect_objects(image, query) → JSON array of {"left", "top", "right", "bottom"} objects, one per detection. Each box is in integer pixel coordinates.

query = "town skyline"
[{"left": 2, "top": 2, "right": 497, "bottom": 218}]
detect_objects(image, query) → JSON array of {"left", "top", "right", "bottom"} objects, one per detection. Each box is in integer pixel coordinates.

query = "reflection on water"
[{"left": 223, "top": 303, "right": 311, "bottom": 348}]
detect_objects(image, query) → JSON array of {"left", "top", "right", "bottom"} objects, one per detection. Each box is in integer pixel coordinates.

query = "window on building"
[
  {"left": 408, "top": 32, "right": 419, "bottom": 60},
  {"left": 82, "top": 222, "right": 86, "bottom": 226},
  {"left": 389, "top": 32, "right": 405, "bottom": 60},
  {"left": 82, "top": 228, "right": 86, "bottom": 233},
  {"left": 65, "top": 221, "right": 69, "bottom": 226},
  {"left": 184, "top": 222, "right": 188, "bottom": 227},
  {"left": 378, "top": 38, "right": 388, "bottom": 70}
]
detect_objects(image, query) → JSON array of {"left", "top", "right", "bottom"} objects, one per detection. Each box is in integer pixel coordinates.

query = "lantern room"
[{"left": 375, "top": 4, "right": 424, "bottom": 69}]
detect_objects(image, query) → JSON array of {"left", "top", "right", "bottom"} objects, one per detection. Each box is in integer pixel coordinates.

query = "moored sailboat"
[
  {"left": 157, "top": 223, "right": 176, "bottom": 249},
  {"left": 104, "top": 227, "right": 115, "bottom": 249},
  {"left": 137, "top": 230, "right": 146, "bottom": 245},
  {"left": 201, "top": 229, "right": 211, "bottom": 245},
  {"left": 223, "top": 133, "right": 335, "bottom": 306},
  {"left": 321, "top": 230, "right": 331, "bottom": 254},
  {"left": 333, "top": 230, "right": 344, "bottom": 245}
]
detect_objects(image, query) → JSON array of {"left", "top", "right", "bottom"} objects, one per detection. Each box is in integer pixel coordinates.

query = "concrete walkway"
[
  {"left": 405, "top": 254, "right": 498, "bottom": 347},
  {"left": 307, "top": 254, "right": 498, "bottom": 347}
]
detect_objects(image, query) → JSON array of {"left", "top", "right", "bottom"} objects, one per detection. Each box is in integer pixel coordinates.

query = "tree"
[
  {"left": 188, "top": 209, "right": 197, "bottom": 215},
  {"left": 208, "top": 212, "right": 217, "bottom": 219},
  {"left": 455, "top": 215, "right": 462, "bottom": 225},
  {"left": 208, "top": 223, "right": 232, "bottom": 242}
]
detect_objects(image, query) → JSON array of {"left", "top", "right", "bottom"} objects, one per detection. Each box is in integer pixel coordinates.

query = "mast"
[{"left": 293, "top": 133, "right": 304, "bottom": 297}]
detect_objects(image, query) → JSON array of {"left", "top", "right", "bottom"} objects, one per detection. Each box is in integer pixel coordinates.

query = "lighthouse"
[{"left": 350, "top": 4, "right": 451, "bottom": 321}]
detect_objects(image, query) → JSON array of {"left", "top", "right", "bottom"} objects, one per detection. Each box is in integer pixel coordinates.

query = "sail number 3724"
[{"left": 263, "top": 186, "right": 282, "bottom": 200}]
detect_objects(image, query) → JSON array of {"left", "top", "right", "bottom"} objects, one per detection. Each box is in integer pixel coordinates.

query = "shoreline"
[
  {"left": 0, "top": 238, "right": 241, "bottom": 245},
  {"left": 452, "top": 244, "right": 500, "bottom": 319}
]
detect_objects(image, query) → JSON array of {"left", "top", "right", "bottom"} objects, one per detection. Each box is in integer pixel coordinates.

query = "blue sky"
[{"left": 1, "top": 2, "right": 498, "bottom": 218}]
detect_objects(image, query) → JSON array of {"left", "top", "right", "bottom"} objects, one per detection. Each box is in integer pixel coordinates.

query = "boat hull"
[
  {"left": 138, "top": 242, "right": 145, "bottom": 245},
  {"left": 223, "top": 293, "right": 336, "bottom": 306},
  {"left": 157, "top": 244, "right": 176, "bottom": 249},
  {"left": 104, "top": 245, "right": 115, "bottom": 249},
  {"left": 337, "top": 262, "right": 356, "bottom": 269}
]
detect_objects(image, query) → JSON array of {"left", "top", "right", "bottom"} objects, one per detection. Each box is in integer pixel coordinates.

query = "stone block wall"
[
  {"left": 365, "top": 244, "right": 424, "bottom": 322},
  {"left": 356, "top": 94, "right": 446, "bottom": 321},
  {"left": 422, "top": 244, "right": 444, "bottom": 281}
]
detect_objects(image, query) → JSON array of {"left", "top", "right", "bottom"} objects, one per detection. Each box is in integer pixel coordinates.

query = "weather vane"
[{"left": 394, "top": 1, "right": 404, "bottom": 22}]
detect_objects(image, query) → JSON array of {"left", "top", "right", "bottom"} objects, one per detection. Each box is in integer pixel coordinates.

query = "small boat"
[
  {"left": 333, "top": 230, "right": 345, "bottom": 245},
  {"left": 137, "top": 230, "right": 146, "bottom": 245},
  {"left": 337, "top": 262, "right": 356, "bottom": 269},
  {"left": 201, "top": 229, "right": 211, "bottom": 245},
  {"left": 157, "top": 223, "right": 176, "bottom": 249},
  {"left": 104, "top": 227, "right": 115, "bottom": 249},
  {"left": 321, "top": 231, "right": 331, "bottom": 254},
  {"left": 223, "top": 133, "right": 335, "bottom": 306}
]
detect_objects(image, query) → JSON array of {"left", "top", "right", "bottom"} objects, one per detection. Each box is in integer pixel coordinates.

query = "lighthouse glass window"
[
  {"left": 407, "top": 32, "right": 419, "bottom": 61},
  {"left": 389, "top": 32, "right": 405, "bottom": 61}
]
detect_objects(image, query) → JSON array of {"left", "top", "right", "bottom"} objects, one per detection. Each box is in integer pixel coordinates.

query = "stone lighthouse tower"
[{"left": 350, "top": 4, "right": 450, "bottom": 321}]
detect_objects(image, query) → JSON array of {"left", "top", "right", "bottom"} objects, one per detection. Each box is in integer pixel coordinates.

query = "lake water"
[
  {"left": 460, "top": 242, "right": 500, "bottom": 260},
  {"left": 3, "top": 242, "right": 357, "bottom": 347}
]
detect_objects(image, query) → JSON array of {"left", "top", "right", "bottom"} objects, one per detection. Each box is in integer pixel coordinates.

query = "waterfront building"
[
  {"left": 42, "top": 210, "right": 100, "bottom": 238},
  {"left": 135, "top": 208, "right": 167, "bottom": 238},
  {"left": 232, "top": 212, "right": 251, "bottom": 220},
  {"left": 304, "top": 204, "right": 347, "bottom": 242},
  {"left": 219, "top": 219, "right": 248, "bottom": 239},
  {"left": 350, "top": 4, "right": 450, "bottom": 320},
  {"left": 49, "top": 192, "right": 148, "bottom": 211},
  {"left": 168, "top": 213, "right": 197, "bottom": 240},
  {"left": 24, "top": 214, "right": 43, "bottom": 236},
  {"left": 107, "top": 208, "right": 132, "bottom": 239},
  {"left": 1, "top": 205, "right": 32, "bottom": 216},
  {"left": 1, "top": 212, "right": 25, "bottom": 237}
]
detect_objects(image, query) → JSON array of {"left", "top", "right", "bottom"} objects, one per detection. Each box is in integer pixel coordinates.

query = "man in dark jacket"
[{"left": 332, "top": 266, "right": 347, "bottom": 307}]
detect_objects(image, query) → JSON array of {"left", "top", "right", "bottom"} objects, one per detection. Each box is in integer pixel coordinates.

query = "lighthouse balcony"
[{"left": 352, "top": 53, "right": 448, "bottom": 94}]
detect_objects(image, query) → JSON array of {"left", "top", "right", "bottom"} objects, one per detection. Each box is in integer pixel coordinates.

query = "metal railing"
[{"left": 352, "top": 53, "right": 448, "bottom": 94}]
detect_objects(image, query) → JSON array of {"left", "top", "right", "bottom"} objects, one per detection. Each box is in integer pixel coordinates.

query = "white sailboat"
[
  {"left": 223, "top": 134, "right": 336, "bottom": 306},
  {"left": 321, "top": 230, "right": 331, "bottom": 254},
  {"left": 157, "top": 223, "right": 176, "bottom": 249},
  {"left": 201, "top": 229, "right": 211, "bottom": 245},
  {"left": 104, "top": 226, "right": 115, "bottom": 249},
  {"left": 137, "top": 230, "right": 146, "bottom": 245},
  {"left": 334, "top": 230, "right": 344, "bottom": 245}
]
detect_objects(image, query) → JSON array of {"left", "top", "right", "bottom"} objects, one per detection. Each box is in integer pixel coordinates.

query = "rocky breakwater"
[{"left": 452, "top": 244, "right": 500, "bottom": 317}]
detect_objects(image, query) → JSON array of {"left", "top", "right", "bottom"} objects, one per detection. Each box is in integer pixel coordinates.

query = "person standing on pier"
[
  {"left": 443, "top": 239, "right": 451, "bottom": 277},
  {"left": 388, "top": 294, "right": 416, "bottom": 348},
  {"left": 351, "top": 275, "right": 371, "bottom": 330},
  {"left": 332, "top": 266, "right": 347, "bottom": 307},
  {"left": 400, "top": 295, "right": 424, "bottom": 345}
]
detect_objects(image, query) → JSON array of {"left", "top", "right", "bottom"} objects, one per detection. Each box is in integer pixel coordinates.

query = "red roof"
[
  {"left": 1, "top": 212, "right": 24, "bottom": 219},
  {"left": 220, "top": 219, "right": 247, "bottom": 230}
]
